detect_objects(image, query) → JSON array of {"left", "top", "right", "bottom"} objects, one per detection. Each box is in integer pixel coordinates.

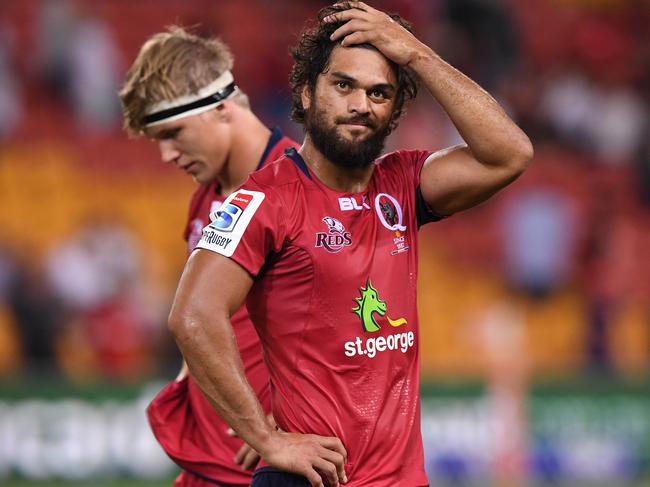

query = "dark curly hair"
[{"left": 289, "top": 4, "right": 418, "bottom": 134}]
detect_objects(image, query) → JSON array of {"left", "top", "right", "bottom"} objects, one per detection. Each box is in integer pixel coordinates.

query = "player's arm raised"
[
  {"left": 168, "top": 249, "right": 348, "bottom": 487},
  {"left": 325, "top": 1, "right": 534, "bottom": 215}
]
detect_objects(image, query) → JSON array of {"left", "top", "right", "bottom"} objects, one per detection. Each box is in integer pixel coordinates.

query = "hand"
[
  {"left": 261, "top": 430, "right": 348, "bottom": 487},
  {"left": 324, "top": 2, "right": 426, "bottom": 66},
  {"left": 233, "top": 441, "right": 262, "bottom": 471}
]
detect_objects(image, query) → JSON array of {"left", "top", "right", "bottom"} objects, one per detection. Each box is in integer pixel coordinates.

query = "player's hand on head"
[
  {"left": 324, "top": 1, "right": 425, "bottom": 66},
  {"left": 261, "top": 431, "right": 348, "bottom": 487}
]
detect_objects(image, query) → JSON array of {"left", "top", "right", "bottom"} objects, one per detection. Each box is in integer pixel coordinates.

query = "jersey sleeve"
[
  {"left": 395, "top": 149, "right": 448, "bottom": 227},
  {"left": 195, "top": 179, "right": 287, "bottom": 277}
]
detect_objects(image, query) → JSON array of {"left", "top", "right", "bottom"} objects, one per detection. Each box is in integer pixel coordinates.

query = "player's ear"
[
  {"left": 301, "top": 84, "right": 312, "bottom": 111},
  {"left": 215, "top": 103, "right": 232, "bottom": 123}
]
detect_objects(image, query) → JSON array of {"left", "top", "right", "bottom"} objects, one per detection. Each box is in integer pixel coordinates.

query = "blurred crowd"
[{"left": 0, "top": 0, "right": 648, "bottom": 383}]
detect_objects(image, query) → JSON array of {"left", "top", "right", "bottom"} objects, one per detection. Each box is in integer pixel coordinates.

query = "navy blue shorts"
[{"left": 252, "top": 467, "right": 315, "bottom": 487}]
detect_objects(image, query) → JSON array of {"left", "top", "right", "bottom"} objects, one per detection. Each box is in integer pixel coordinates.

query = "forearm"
[
  {"left": 409, "top": 47, "right": 532, "bottom": 167},
  {"left": 169, "top": 310, "right": 275, "bottom": 454}
]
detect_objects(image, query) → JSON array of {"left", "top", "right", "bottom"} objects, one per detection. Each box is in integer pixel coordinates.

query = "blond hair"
[{"left": 120, "top": 26, "right": 249, "bottom": 135}]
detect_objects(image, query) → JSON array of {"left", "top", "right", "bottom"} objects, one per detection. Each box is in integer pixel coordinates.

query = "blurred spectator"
[
  {"left": 635, "top": 121, "right": 650, "bottom": 208},
  {"left": 33, "top": 0, "right": 75, "bottom": 100},
  {"left": 541, "top": 70, "right": 647, "bottom": 165},
  {"left": 501, "top": 187, "right": 576, "bottom": 300},
  {"left": 45, "top": 220, "right": 161, "bottom": 381},
  {"left": 442, "top": 0, "right": 519, "bottom": 90},
  {"left": 497, "top": 63, "right": 550, "bottom": 145},
  {"left": 579, "top": 183, "right": 639, "bottom": 374},
  {"left": 0, "top": 244, "right": 22, "bottom": 374},
  {"left": 585, "top": 79, "right": 646, "bottom": 164},
  {"left": 0, "top": 5, "right": 22, "bottom": 139},
  {"left": 8, "top": 257, "right": 64, "bottom": 375},
  {"left": 540, "top": 70, "right": 595, "bottom": 152},
  {"left": 46, "top": 221, "right": 140, "bottom": 310},
  {"left": 32, "top": 0, "right": 121, "bottom": 130},
  {"left": 68, "top": 4, "right": 121, "bottom": 130}
]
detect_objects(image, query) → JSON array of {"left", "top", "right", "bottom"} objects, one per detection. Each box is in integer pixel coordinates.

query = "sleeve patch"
[{"left": 196, "top": 189, "right": 265, "bottom": 257}]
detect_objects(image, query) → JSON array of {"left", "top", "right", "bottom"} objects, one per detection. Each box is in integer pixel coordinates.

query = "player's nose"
[
  {"left": 348, "top": 89, "right": 371, "bottom": 115},
  {"left": 159, "top": 140, "right": 181, "bottom": 165}
]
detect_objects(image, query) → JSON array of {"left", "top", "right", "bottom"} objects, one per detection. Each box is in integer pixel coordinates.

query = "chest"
[{"left": 291, "top": 189, "right": 417, "bottom": 274}]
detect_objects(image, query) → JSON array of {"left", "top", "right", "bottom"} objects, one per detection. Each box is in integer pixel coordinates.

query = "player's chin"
[
  {"left": 187, "top": 165, "right": 213, "bottom": 184},
  {"left": 191, "top": 170, "right": 210, "bottom": 185}
]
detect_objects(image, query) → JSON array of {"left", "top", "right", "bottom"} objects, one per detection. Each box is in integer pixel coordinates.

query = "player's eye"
[
  {"left": 369, "top": 89, "right": 386, "bottom": 99},
  {"left": 336, "top": 81, "right": 350, "bottom": 90},
  {"left": 160, "top": 128, "right": 181, "bottom": 140}
]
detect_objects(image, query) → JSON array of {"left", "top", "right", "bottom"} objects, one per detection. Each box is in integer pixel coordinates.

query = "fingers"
[
  {"left": 234, "top": 443, "right": 262, "bottom": 470},
  {"left": 324, "top": 3, "right": 387, "bottom": 47},
  {"left": 313, "top": 435, "right": 347, "bottom": 484},
  {"left": 334, "top": 1, "right": 375, "bottom": 13},
  {"left": 340, "top": 31, "right": 369, "bottom": 47},
  {"left": 313, "top": 457, "right": 341, "bottom": 487},
  {"left": 329, "top": 20, "right": 368, "bottom": 42},
  {"left": 234, "top": 443, "right": 247, "bottom": 464},
  {"left": 317, "top": 446, "right": 347, "bottom": 484},
  {"left": 304, "top": 468, "right": 325, "bottom": 487},
  {"left": 264, "top": 432, "right": 347, "bottom": 486},
  {"left": 324, "top": 9, "right": 362, "bottom": 25},
  {"left": 324, "top": 1, "right": 378, "bottom": 25},
  {"left": 334, "top": 1, "right": 366, "bottom": 11},
  {"left": 241, "top": 448, "right": 261, "bottom": 470},
  {"left": 315, "top": 435, "right": 348, "bottom": 464}
]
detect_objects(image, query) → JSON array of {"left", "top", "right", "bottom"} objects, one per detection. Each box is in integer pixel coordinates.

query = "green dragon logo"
[{"left": 353, "top": 278, "right": 387, "bottom": 332}]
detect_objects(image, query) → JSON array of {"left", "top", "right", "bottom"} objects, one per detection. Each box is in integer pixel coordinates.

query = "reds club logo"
[{"left": 315, "top": 216, "right": 353, "bottom": 253}]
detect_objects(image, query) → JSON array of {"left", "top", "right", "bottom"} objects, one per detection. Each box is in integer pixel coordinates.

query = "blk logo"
[{"left": 339, "top": 195, "right": 370, "bottom": 211}]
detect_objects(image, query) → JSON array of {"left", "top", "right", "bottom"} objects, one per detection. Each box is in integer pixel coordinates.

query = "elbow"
[
  {"left": 507, "top": 134, "right": 534, "bottom": 178},
  {"left": 167, "top": 306, "right": 196, "bottom": 344}
]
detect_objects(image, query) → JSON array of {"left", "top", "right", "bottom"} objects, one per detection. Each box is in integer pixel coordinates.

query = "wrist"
[
  {"left": 256, "top": 428, "right": 283, "bottom": 459},
  {"left": 406, "top": 44, "right": 436, "bottom": 69}
]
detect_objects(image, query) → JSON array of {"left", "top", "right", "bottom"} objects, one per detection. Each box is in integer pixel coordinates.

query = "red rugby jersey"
[
  {"left": 147, "top": 128, "right": 299, "bottom": 485},
  {"left": 196, "top": 147, "right": 443, "bottom": 487}
]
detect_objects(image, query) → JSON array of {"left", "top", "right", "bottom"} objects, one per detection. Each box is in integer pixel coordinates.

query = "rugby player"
[
  {"left": 168, "top": 3, "right": 533, "bottom": 486},
  {"left": 119, "top": 26, "right": 298, "bottom": 487}
]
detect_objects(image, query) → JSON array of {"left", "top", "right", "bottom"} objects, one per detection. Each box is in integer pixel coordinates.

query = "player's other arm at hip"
[{"left": 168, "top": 249, "right": 348, "bottom": 487}]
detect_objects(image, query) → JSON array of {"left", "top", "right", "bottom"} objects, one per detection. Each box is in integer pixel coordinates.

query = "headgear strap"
[{"left": 143, "top": 71, "right": 238, "bottom": 127}]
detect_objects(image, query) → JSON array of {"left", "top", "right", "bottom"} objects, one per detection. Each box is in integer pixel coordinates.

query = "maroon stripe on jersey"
[{"left": 283, "top": 147, "right": 312, "bottom": 179}]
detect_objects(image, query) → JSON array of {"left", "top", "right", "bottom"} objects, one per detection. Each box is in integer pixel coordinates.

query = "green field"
[{"left": 3, "top": 480, "right": 174, "bottom": 487}]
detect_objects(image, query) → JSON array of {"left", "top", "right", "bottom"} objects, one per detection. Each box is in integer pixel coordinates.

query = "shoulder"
[
  {"left": 376, "top": 149, "right": 432, "bottom": 168},
  {"left": 248, "top": 153, "right": 306, "bottom": 193},
  {"left": 267, "top": 136, "right": 300, "bottom": 162}
]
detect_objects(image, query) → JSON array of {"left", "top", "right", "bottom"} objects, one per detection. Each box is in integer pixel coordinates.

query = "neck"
[
  {"left": 218, "top": 108, "right": 271, "bottom": 196},
  {"left": 299, "top": 134, "right": 375, "bottom": 193}
]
